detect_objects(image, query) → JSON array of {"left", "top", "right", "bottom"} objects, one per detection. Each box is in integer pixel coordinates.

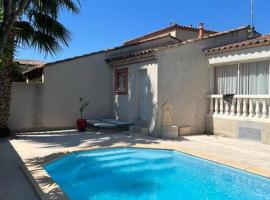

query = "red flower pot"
[{"left": 76, "top": 119, "right": 87, "bottom": 132}]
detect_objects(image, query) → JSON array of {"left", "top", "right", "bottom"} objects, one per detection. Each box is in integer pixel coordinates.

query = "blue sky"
[{"left": 16, "top": 0, "right": 270, "bottom": 62}]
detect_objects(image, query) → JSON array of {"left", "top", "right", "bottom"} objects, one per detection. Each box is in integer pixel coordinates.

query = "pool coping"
[{"left": 21, "top": 142, "right": 270, "bottom": 200}]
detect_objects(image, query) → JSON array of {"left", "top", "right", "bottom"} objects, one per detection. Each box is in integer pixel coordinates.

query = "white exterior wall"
[
  {"left": 9, "top": 52, "right": 113, "bottom": 131},
  {"left": 9, "top": 83, "right": 44, "bottom": 131},
  {"left": 113, "top": 61, "right": 158, "bottom": 133},
  {"left": 156, "top": 42, "right": 210, "bottom": 136}
]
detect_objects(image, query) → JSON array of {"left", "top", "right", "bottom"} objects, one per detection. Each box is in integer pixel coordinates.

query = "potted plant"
[{"left": 76, "top": 97, "right": 89, "bottom": 131}]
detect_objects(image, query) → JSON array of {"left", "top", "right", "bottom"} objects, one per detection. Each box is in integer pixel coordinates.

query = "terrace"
[{"left": 4, "top": 130, "right": 270, "bottom": 200}]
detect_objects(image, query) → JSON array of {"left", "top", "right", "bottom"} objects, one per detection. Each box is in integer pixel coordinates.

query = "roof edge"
[{"left": 124, "top": 23, "right": 218, "bottom": 45}]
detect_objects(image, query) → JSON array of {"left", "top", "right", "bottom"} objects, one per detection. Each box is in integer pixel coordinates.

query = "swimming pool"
[{"left": 44, "top": 148, "right": 270, "bottom": 200}]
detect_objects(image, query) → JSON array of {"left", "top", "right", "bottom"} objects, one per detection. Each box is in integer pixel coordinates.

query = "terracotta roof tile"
[
  {"left": 14, "top": 59, "right": 45, "bottom": 66},
  {"left": 124, "top": 23, "right": 217, "bottom": 45},
  {"left": 18, "top": 59, "right": 46, "bottom": 74},
  {"left": 204, "top": 34, "right": 270, "bottom": 55}
]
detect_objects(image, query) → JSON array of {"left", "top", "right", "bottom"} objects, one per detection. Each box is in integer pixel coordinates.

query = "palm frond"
[
  {"left": 29, "top": 10, "right": 71, "bottom": 45},
  {"left": 31, "top": 31, "right": 62, "bottom": 55},
  {"left": 30, "top": 0, "right": 80, "bottom": 18},
  {"left": 14, "top": 21, "right": 63, "bottom": 56},
  {"left": 14, "top": 0, "right": 80, "bottom": 56}
]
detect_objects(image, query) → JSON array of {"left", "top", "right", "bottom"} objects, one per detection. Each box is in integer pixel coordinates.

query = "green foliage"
[
  {"left": 10, "top": 62, "right": 26, "bottom": 82},
  {"left": 0, "top": 60, "right": 26, "bottom": 82},
  {"left": 6, "top": 0, "right": 80, "bottom": 56}
]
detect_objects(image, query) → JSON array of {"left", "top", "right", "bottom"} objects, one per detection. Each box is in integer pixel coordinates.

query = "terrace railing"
[{"left": 207, "top": 95, "right": 270, "bottom": 119}]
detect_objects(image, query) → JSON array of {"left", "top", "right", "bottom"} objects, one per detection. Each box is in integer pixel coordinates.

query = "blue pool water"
[{"left": 44, "top": 148, "right": 270, "bottom": 200}]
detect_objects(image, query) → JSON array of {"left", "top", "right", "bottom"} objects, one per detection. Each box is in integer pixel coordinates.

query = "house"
[
  {"left": 15, "top": 59, "right": 46, "bottom": 82},
  {"left": 205, "top": 34, "right": 270, "bottom": 143},
  {"left": 9, "top": 23, "right": 270, "bottom": 144}
]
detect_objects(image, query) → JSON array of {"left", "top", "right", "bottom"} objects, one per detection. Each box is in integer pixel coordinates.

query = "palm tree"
[{"left": 0, "top": 0, "right": 80, "bottom": 136}]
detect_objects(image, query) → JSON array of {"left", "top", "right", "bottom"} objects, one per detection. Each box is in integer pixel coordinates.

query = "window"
[
  {"left": 115, "top": 68, "right": 128, "bottom": 95},
  {"left": 239, "top": 61, "right": 269, "bottom": 94},
  {"left": 214, "top": 64, "right": 238, "bottom": 94},
  {"left": 214, "top": 61, "right": 269, "bottom": 95}
]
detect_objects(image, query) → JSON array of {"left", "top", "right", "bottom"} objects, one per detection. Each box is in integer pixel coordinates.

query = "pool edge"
[{"left": 24, "top": 144, "right": 270, "bottom": 200}]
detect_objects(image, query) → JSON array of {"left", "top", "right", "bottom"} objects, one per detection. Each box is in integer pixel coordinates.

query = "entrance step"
[{"left": 132, "top": 126, "right": 149, "bottom": 135}]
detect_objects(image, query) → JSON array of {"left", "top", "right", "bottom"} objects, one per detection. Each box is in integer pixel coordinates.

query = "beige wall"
[
  {"left": 112, "top": 27, "right": 252, "bottom": 136},
  {"left": 156, "top": 42, "right": 210, "bottom": 136},
  {"left": 9, "top": 52, "right": 113, "bottom": 131},
  {"left": 206, "top": 115, "right": 270, "bottom": 144},
  {"left": 9, "top": 83, "right": 44, "bottom": 131},
  {"left": 174, "top": 29, "right": 199, "bottom": 41},
  {"left": 113, "top": 61, "right": 158, "bottom": 134},
  {"left": 9, "top": 27, "right": 252, "bottom": 133}
]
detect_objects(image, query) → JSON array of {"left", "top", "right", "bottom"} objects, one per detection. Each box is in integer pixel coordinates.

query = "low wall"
[
  {"left": 206, "top": 115, "right": 270, "bottom": 144},
  {"left": 9, "top": 53, "right": 113, "bottom": 132},
  {"left": 9, "top": 83, "right": 44, "bottom": 131}
]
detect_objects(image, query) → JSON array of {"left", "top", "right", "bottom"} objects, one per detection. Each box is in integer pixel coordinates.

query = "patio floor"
[
  {"left": 7, "top": 130, "right": 270, "bottom": 199},
  {"left": 0, "top": 138, "right": 39, "bottom": 200}
]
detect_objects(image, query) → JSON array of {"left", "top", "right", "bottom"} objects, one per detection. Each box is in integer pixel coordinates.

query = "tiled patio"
[{"left": 8, "top": 130, "right": 270, "bottom": 199}]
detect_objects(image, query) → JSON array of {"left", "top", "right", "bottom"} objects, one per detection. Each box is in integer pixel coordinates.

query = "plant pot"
[{"left": 76, "top": 119, "right": 87, "bottom": 132}]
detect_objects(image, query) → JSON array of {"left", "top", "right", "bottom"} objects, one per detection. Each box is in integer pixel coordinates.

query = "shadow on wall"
[{"left": 114, "top": 64, "right": 158, "bottom": 136}]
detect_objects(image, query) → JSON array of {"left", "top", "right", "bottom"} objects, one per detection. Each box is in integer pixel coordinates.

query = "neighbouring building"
[
  {"left": 15, "top": 59, "right": 46, "bottom": 83},
  {"left": 9, "top": 23, "right": 270, "bottom": 144}
]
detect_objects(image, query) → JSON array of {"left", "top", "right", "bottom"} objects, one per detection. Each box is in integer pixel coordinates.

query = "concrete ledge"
[
  {"left": 162, "top": 126, "right": 179, "bottom": 139},
  {"left": 11, "top": 133, "right": 270, "bottom": 200},
  {"left": 21, "top": 154, "right": 69, "bottom": 200}
]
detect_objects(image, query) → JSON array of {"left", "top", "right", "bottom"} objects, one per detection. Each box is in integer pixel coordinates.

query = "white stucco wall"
[
  {"left": 156, "top": 42, "right": 210, "bottom": 136},
  {"left": 9, "top": 27, "right": 252, "bottom": 132},
  {"left": 113, "top": 61, "right": 158, "bottom": 133},
  {"left": 42, "top": 53, "right": 112, "bottom": 129},
  {"left": 9, "top": 83, "right": 44, "bottom": 131},
  {"left": 9, "top": 52, "right": 113, "bottom": 131}
]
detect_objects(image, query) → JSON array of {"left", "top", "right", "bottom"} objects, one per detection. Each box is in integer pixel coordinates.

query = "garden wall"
[
  {"left": 9, "top": 52, "right": 113, "bottom": 132},
  {"left": 9, "top": 82, "right": 44, "bottom": 131}
]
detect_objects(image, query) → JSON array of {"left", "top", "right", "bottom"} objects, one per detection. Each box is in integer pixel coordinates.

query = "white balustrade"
[
  {"left": 219, "top": 98, "right": 224, "bottom": 115},
  {"left": 207, "top": 95, "right": 270, "bottom": 119},
  {"left": 242, "top": 98, "right": 248, "bottom": 117},
  {"left": 237, "top": 99, "right": 241, "bottom": 116},
  {"left": 255, "top": 100, "right": 260, "bottom": 118},
  {"left": 214, "top": 98, "right": 219, "bottom": 115},
  {"left": 225, "top": 101, "right": 230, "bottom": 115},
  {"left": 230, "top": 99, "right": 236, "bottom": 116},
  {"left": 262, "top": 99, "right": 267, "bottom": 118},
  {"left": 248, "top": 99, "right": 254, "bottom": 118}
]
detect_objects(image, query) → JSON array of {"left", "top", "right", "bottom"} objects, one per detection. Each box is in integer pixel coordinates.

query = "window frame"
[{"left": 114, "top": 68, "right": 128, "bottom": 95}]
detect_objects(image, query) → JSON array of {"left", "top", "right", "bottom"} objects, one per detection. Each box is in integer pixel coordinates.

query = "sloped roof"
[
  {"left": 14, "top": 59, "right": 45, "bottom": 66},
  {"left": 151, "top": 26, "right": 252, "bottom": 52},
  {"left": 45, "top": 25, "right": 254, "bottom": 67},
  {"left": 124, "top": 23, "right": 217, "bottom": 45},
  {"left": 204, "top": 34, "right": 270, "bottom": 55},
  {"left": 16, "top": 59, "right": 46, "bottom": 75}
]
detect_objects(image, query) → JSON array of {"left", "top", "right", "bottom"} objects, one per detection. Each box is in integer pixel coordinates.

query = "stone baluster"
[
  {"left": 242, "top": 98, "right": 248, "bottom": 117},
  {"left": 214, "top": 98, "right": 219, "bottom": 115},
  {"left": 225, "top": 101, "right": 230, "bottom": 115},
  {"left": 262, "top": 99, "right": 267, "bottom": 118},
  {"left": 219, "top": 98, "right": 224, "bottom": 115},
  {"left": 237, "top": 98, "right": 241, "bottom": 116},
  {"left": 230, "top": 98, "right": 236, "bottom": 116},
  {"left": 209, "top": 98, "right": 214, "bottom": 114},
  {"left": 255, "top": 99, "right": 260, "bottom": 118},
  {"left": 248, "top": 99, "right": 254, "bottom": 118}
]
